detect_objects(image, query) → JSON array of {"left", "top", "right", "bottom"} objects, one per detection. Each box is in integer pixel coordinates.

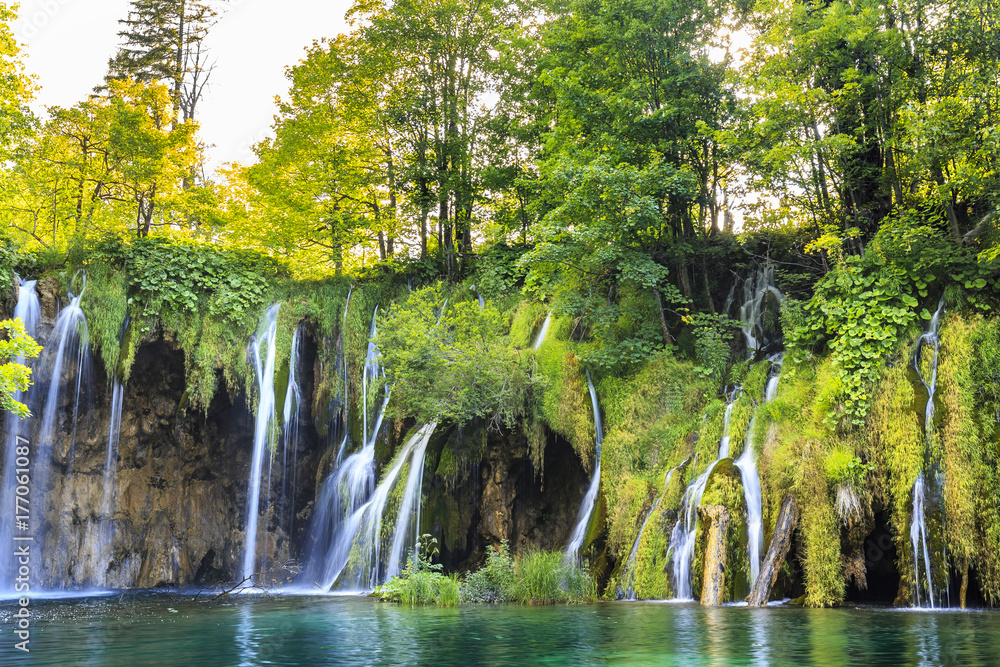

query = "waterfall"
[
  {"left": 308, "top": 423, "right": 437, "bottom": 591},
  {"left": 301, "top": 307, "right": 393, "bottom": 590},
  {"left": 90, "top": 314, "right": 131, "bottom": 588},
  {"left": 620, "top": 463, "right": 683, "bottom": 600},
  {"left": 565, "top": 369, "right": 604, "bottom": 566},
  {"left": 0, "top": 279, "right": 41, "bottom": 591},
  {"left": 737, "top": 264, "right": 782, "bottom": 356},
  {"left": 669, "top": 390, "right": 740, "bottom": 599},
  {"left": 362, "top": 306, "right": 382, "bottom": 446},
  {"left": 735, "top": 356, "right": 783, "bottom": 587},
  {"left": 279, "top": 325, "right": 302, "bottom": 541},
  {"left": 909, "top": 296, "right": 946, "bottom": 608},
  {"left": 33, "top": 275, "right": 91, "bottom": 589},
  {"left": 93, "top": 376, "right": 125, "bottom": 582},
  {"left": 532, "top": 313, "right": 552, "bottom": 349},
  {"left": 242, "top": 304, "right": 281, "bottom": 583}
]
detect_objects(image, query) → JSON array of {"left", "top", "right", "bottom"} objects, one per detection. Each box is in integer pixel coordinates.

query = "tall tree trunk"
[{"left": 652, "top": 289, "right": 675, "bottom": 346}]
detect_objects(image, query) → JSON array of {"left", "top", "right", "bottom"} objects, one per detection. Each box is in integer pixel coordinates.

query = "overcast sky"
[{"left": 12, "top": 0, "right": 352, "bottom": 171}]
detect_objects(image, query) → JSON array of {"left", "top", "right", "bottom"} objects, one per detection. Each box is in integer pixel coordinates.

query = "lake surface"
[{"left": 1, "top": 594, "right": 998, "bottom": 665}]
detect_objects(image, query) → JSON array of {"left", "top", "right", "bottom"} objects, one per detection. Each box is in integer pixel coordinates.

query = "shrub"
[
  {"left": 461, "top": 541, "right": 517, "bottom": 603},
  {"left": 514, "top": 550, "right": 595, "bottom": 604},
  {"left": 372, "top": 536, "right": 461, "bottom": 606}
]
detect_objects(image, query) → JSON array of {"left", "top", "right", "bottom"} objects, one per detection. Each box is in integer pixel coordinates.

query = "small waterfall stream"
[
  {"left": 335, "top": 287, "right": 353, "bottom": 464},
  {"left": 565, "top": 369, "right": 604, "bottom": 566},
  {"left": 35, "top": 275, "right": 91, "bottom": 588},
  {"left": 738, "top": 265, "right": 782, "bottom": 356},
  {"left": 309, "top": 422, "right": 438, "bottom": 591},
  {"left": 242, "top": 304, "right": 281, "bottom": 583},
  {"left": 735, "top": 357, "right": 782, "bottom": 587},
  {"left": 669, "top": 391, "right": 739, "bottom": 599},
  {"left": 910, "top": 296, "right": 946, "bottom": 608},
  {"left": 0, "top": 279, "right": 41, "bottom": 590},
  {"left": 301, "top": 307, "right": 394, "bottom": 591},
  {"left": 620, "top": 462, "right": 684, "bottom": 600},
  {"left": 532, "top": 313, "right": 552, "bottom": 350}
]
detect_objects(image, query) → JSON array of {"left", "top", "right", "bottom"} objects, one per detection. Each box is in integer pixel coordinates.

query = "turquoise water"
[{"left": 2, "top": 594, "right": 998, "bottom": 665}]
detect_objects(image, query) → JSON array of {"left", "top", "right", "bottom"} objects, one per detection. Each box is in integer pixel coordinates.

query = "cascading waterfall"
[
  {"left": 242, "top": 306, "right": 307, "bottom": 584},
  {"left": 565, "top": 369, "right": 604, "bottom": 566},
  {"left": 735, "top": 356, "right": 783, "bottom": 587},
  {"left": 300, "top": 307, "right": 392, "bottom": 590},
  {"left": 90, "top": 315, "right": 130, "bottom": 588},
  {"left": 278, "top": 325, "right": 302, "bottom": 542},
  {"left": 532, "top": 313, "right": 552, "bottom": 350},
  {"left": 669, "top": 389, "right": 740, "bottom": 599},
  {"left": 738, "top": 264, "right": 782, "bottom": 356},
  {"left": 93, "top": 376, "right": 125, "bottom": 582},
  {"left": 910, "top": 296, "right": 946, "bottom": 608},
  {"left": 620, "top": 462, "right": 684, "bottom": 600},
  {"left": 309, "top": 423, "right": 438, "bottom": 591},
  {"left": 0, "top": 279, "right": 41, "bottom": 591},
  {"left": 242, "top": 304, "right": 281, "bottom": 583},
  {"left": 34, "top": 274, "right": 91, "bottom": 588}
]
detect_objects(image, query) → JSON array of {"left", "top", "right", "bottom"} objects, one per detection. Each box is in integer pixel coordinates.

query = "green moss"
[
  {"left": 939, "top": 315, "right": 1000, "bottom": 603},
  {"left": 78, "top": 263, "right": 128, "bottom": 379},
  {"left": 535, "top": 339, "right": 594, "bottom": 462},
  {"left": 509, "top": 301, "right": 549, "bottom": 349},
  {"left": 631, "top": 508, "right": 672, "bottom": 600}
]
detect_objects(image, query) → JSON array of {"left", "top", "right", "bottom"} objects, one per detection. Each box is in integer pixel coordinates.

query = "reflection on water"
[{"left": 1, "top": 595, "right": 998, "bottom": 666}]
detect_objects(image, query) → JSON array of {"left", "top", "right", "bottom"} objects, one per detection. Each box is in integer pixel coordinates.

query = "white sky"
[{"left": 12, "top": 0, "right": 352, "bottom": 171}]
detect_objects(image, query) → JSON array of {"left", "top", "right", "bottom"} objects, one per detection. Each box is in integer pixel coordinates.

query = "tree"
[
  {"left": 0, "top": 0, "right": 34, "bottom": 158},
  {"left": 0, "top": 318, "right": 41, "bottom": 418},
  {"left": 2, "top": 80, "right": 199, "bottom": 246},
  {"left": 245, "top": 0, "right": 542, "bottom": 274},
  {"left": 106, "top": 0, "right": 217, "bottom": 124},
  {"left": 518, "top": 0, "right": 738, "bottom": 359}
]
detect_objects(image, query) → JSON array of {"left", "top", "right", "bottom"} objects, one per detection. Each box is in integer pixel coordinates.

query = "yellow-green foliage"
[
  {"left": 595, "top": 356, "right": 713, "bottom": 563},
  {"left": 700, "top": 461, "right": 749, "bottom": 600},
  {"left": 727, "top": 360, "right": 772, "bottom": 459},
  {"left": 605, "top": 477, "right": 652, "bottom": 560},
  {"left": 756, "top": 357, "right": 846, "bottom": 607},
  {"left": 78, "top": 263, "right": 128, "bottom": 378},
  {"left": 866, "top": 358, "right": 923, "bottom": 591},
  {"left": 631, "top": 510, "right": 671, "bottom": 600},
  {"left": 799, "top": 458, "right": 845, "bottom": 607},
  {"left": 535, "top": 338, "right": 594, "bottom": 463},
  {"left": 509, "top": 301, "right": 549, "bottom": 349},
  {"left": 939, "top": 315, "right": 1000, "bottom": 603}
]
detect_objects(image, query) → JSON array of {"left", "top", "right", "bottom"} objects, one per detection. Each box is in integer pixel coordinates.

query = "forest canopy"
[{"left": 1, "top": 0, "right": 999, "bottom": 401}]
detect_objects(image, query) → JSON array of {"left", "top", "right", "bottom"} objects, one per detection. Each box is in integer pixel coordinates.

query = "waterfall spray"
[
  {"left": 909, "top": 296, "right": 946, "bottom": 608},
  {"left": 242, "top": 304, "right": 281, "bottom": 583},
  {"left": 669, "top": 390, "right": 740, "bottom": 599},
  {"left": 0, "top": 279, "right": 41, "bottom": 591},
  {"left": 565, "top": 370, "right": 604, "bottom": 566}
]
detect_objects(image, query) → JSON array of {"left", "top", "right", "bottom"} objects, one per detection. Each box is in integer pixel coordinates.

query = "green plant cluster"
[
  {"left": 460, "top": 540, "right": 517, "bottom": 603},
  {"left": 89, "top": 234, "right": 287, "bottom": 324},
  {"left": 0, "top": 317, "right": 41, "bottom": 417},
  {"left": 789, "top": 212, "right": 999, "bottom": 425},
  {"left": 376, "top": 538, "right": 595, "bottom": 606},
  {"left": 376, "top": 284, "right": 536, "bottom": 427},
  {"left": 372, "top": 536, "right": 461, "bottom": 606}
]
